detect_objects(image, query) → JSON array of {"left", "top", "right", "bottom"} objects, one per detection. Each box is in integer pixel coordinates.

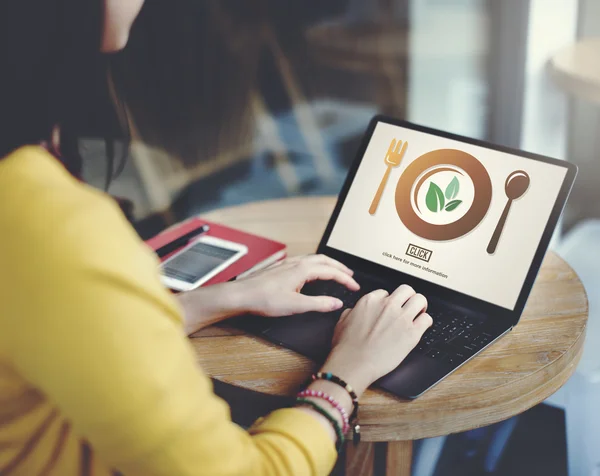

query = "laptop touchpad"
[{"left": 264, "top": 311, "right": 341, "bottom": 363}]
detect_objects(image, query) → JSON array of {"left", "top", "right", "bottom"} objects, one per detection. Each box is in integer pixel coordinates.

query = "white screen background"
[{"left": 327, "top": 122, "right": 568, "bottom": 309}]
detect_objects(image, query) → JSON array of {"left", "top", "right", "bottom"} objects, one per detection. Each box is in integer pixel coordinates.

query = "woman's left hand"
[{"left": 234, "top": 254, "right": 360, "bottom": 317}]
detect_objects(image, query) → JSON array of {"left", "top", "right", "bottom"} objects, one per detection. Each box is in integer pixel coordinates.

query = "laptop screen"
[{"left": 327, "top": 122, "right": 569, "bottom": 310}]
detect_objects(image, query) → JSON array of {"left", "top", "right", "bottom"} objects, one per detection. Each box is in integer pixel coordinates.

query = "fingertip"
[
  {"left": 331, "top": 298, "right": 344, "bottom": 310},
  {"left": 369, "top": 288, "right": 389, "bottom": 298},
  {"left": 418, "top": 312, "right": 433, "bottom": 329}
]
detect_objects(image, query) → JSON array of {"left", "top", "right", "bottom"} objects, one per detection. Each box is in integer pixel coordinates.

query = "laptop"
[{"left": 239, "top": 115, "right": 577, "bottom": 399}]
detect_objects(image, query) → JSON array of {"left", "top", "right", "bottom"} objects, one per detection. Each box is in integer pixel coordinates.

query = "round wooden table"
[
  {"left": 549, "top": 38, "right": 600, "bottom": 105},
  {"left": 190, "top": 197, "right": 588, "bottom": 476}
]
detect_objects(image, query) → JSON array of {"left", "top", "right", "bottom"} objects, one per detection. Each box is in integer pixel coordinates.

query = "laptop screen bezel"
[{"left": 317, "top": 115, "right": 577, "bottom": 324}]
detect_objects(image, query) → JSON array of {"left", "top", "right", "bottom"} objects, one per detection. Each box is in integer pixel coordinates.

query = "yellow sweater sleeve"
[{"left": 0, "top": 147, "right": 336, "bottom": 476}]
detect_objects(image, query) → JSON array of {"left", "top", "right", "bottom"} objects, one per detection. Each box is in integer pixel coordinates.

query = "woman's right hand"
[{"left": 321, "top": 285, "right": 433, "bottom": 397}]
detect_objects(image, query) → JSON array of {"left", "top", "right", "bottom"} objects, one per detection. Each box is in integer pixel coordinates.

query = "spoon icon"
[{"left": 487, "top": 170, "right": 530, "bottom": 255}]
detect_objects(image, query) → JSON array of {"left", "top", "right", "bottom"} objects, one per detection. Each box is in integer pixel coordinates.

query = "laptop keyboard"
[{"left": 303, "top": 279, "right": 496, "bottom": 365}]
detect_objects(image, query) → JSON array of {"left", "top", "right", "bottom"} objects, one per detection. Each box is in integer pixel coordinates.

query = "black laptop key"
[
  {"left": 447, "top": 327, "right": 492, "bottom": 352},
  {"left": 426, "top": 348, "right": 445, "bottom": 359},
  {"left": 443, "top": 352, "right": 467, "bottom": 366},
  {"left": 415, "top": 344, "right": 427, "bottom": 353},
  {"left": 446, "top": 334, "right": 470, "bottom": 347},
  {"left": 477, "top": 332, "right": 494, "bottom": 343},
  {"left": 423, "top": 336, "right": 436, "bottom": 347},
  {"left": 452, "top": 336, "right": 485, "bottom": 354},
  {"left": 471, "top": 333, "right": 494, "bottom": 349},
  {"left": 415, "top": 308, "right": 486, "bottom": 360},
  {"left": 459, "top": 331, "right": 474, "bottom": 341},
  {"left": 439, "top": 334, "right": 455, "bottom": 344}
]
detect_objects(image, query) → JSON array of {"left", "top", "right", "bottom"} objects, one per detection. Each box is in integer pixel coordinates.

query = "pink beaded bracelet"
[{"left": 297, "top": 389, "right": 350, "bottom": 434}]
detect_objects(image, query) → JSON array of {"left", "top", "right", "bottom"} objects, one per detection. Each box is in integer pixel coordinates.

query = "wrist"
[
  {"left": 306, "top": 379, "right": 354, "bottom": 416},
  {"left": 320, "top": 353, "right": 374, "bottom": 398},
  {"left": 178, "top": 282, "right": 247, "bottom": 334},
  {"left": 228, "top": 278, "right": 272, "bottom": 316},
  {"left": 221, "top": 281, "right": 250, "bottom": 315}
]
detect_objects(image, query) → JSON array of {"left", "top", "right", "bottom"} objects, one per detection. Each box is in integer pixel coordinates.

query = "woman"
[{"left": 0, "top": 1, "right": 432, "bottom": 475}]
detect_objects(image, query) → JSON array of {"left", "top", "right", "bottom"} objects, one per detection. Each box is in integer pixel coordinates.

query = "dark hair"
[
  {"left": 0, "top": 0, "right": 125, "bottom": 184},
  {"left": 1, "top": 0, "right": 266, "bottom": 191},
  {"left": 110, "top": 0, "right": 265, "bottom": 166}
]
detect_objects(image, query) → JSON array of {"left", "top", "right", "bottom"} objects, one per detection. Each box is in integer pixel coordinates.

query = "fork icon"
[{"left": 369, "top": 139, "right": 408, "bottom": 215}]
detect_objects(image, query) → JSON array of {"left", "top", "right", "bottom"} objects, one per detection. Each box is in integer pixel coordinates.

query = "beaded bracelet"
[
  {"left": 312, "top": 372, "right": 361, "bottom": 444},
  {"left": 296, "top": 398, "right": 345, "bottom": 452},
  {"left": 297, "top": 389, "right": 350, "bottom": 434},
  {"left": 312, "top": 372, "right": 358, "bottom": 399}
]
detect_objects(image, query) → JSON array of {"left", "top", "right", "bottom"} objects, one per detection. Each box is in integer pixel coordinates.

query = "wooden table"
[
  {"left": 191, "top": 197, "right": 588, "bottom": 475},
  {"left": 549, "top": 38, "right": 600, "bottom": 105}
]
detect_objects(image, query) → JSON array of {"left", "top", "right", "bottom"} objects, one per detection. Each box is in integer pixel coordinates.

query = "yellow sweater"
[{"left": 0, "top": 147, "right": 336, "bottom": 475}]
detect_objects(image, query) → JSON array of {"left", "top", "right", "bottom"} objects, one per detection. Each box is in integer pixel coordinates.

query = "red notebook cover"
[{"left": 145, "top": 218, "right": 287, "bottom": 286}]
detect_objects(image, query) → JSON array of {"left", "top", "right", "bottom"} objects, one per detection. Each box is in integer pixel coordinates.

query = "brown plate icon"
[{"left": 395, "top": 149, "right": 492, "bottom": 241}]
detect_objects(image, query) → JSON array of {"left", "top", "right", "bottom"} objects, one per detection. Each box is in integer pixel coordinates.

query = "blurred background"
[{"left": 79, "top": 0, "right": 600, "bottom": 474}]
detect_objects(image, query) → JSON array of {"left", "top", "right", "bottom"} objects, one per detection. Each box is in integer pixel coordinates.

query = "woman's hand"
[
  {"left": 320, "top": 285, "right": 432, "bottom": 396},
  {"left": 234, "top": 255, "right": 360, "bottom": 317},
  {"left": 177, "top": 254, "right": 358, "bottom": 335}
]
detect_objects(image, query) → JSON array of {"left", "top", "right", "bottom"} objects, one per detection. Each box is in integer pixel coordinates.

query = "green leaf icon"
[
  {"left": 445, "top": 199, "right": 463, "bottom": 212},
  {"left": 426, "top": 182, "right": 445, "bottom": 213},
  {"left": 445, "top": 176, "right": 460, "bottom": 200}
]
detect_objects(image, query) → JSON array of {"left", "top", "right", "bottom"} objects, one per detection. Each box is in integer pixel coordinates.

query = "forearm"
[{"left": 177, "top": 282, "right": 247, "bottom": 335}]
